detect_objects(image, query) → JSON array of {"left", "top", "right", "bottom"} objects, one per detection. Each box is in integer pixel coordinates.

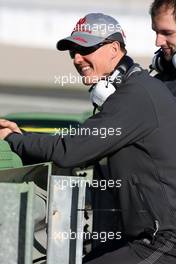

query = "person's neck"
[{"left": 110, "top": 52, "right": 126, "bottom": 72}]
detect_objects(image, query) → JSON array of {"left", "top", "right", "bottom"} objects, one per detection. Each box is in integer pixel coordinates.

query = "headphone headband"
[{"left": 151, "top": 48, "right": 176, "bottom": 74}]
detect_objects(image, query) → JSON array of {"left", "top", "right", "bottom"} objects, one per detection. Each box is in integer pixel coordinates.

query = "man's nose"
[
  {"left": 155, "top": 33, "right": 167, "bottom": 47},
  {"left": 74, "top": 53, "right": 84, "bottom": 64}
]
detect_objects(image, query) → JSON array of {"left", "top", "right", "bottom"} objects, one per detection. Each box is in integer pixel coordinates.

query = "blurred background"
[{"left": 0, "top": 0, "right": 156, "bottom": 115}]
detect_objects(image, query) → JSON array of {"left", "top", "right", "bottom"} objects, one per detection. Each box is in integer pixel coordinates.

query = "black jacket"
[
  {"left": 155, "top": 70, "right": 176, "bottom": 96},
  {"left": 6, "top": 67, "right": 176, "bottom": 239}
]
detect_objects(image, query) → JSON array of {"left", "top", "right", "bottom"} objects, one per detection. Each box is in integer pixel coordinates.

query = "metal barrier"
[
  {"left": 0, "top": 182, "right": 34, "bottom": 264},
  {"left": 47, "top": 175, "right": 86, "bottom": 264},
  {"left": 0, "top": 163, "right": 86, "bottom": 264}
]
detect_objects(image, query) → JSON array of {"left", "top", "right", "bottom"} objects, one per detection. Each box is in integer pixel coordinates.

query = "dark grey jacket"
[
  {"left": 6, "top": 68, "right": 176, "bottom": 238},
  {"left": 155, "top": 71, "right": 176, "bottom": 96}
]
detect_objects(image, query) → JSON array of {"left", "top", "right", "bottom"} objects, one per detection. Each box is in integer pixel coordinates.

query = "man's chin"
[
  {"left": 164, "top": 54, "right": 173, "bottom": 61},
  {"left": 82, "top": 82, "right": 92, "bottom": 86},
  {"left": 82, "top": 76, "right": 97, "bottom": 86},
  {"left": 163, "top": 49, "right": 176, "bottom": 61}
]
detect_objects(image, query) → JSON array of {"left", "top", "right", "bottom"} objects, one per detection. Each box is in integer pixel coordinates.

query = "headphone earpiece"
[
  {"left": 89, "top": 55, "right": 135, "bottom": 110},
  {"left": 90, "top": 80, "right": 116, "bottom": 110},
  {"left": 172, "top": 53, "right": 176, "bottom": 68}
]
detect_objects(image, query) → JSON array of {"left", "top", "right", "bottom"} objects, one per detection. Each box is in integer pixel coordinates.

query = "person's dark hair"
[
  {"left": 119, "top": 42, "right": 126, "bottom": 53},
  {"left": 150, "top": 0, "right": 176, "bottom": 20},
  {"left": 106, "top": 32, "right": 127, "bottom": 53}
]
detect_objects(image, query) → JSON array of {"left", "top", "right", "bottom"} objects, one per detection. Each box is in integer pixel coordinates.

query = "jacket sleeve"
[{"left": 6, "top": 82, "right": 157, "bottom": 168}]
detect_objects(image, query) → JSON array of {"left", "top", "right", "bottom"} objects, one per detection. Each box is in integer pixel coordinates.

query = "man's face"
[
  {"left": 71, "top": 43, "right": 116, "bottom": 85},
  {"left": 152, "top": 6, "right": 176, "bottom": 61}
]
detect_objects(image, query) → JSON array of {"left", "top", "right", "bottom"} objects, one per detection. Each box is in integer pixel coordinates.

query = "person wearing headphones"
[
  {"left": 150, "top": 0, "right": 176, "bottom": 96},
  {"left": 1, "top": 13, "right": 176, "bottom": 264}
]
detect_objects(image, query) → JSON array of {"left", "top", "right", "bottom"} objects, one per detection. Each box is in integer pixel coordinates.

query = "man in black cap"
[{"left": 1, "top": 13, "right": 176, "bottom": 264}]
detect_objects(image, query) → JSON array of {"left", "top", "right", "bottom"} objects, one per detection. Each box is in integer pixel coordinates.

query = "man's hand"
[{"left": 0, "top": 119, "right": 22, "bottom": 139}]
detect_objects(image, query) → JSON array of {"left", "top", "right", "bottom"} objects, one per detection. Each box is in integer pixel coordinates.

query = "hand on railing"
[{"left": 0, "top": 119, "right": 22, "bottom": 139}]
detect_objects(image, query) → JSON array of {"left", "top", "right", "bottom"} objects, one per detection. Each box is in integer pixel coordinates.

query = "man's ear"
[{"left": 110, "top": 41, "right": 121, "bottom": 59}]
